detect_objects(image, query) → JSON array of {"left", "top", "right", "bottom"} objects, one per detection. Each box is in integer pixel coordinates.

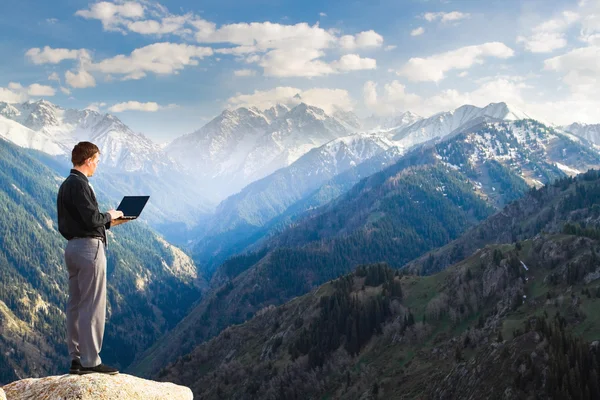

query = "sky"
[{"left": 0, "top": 0, "right": 598, "bottom": 143}]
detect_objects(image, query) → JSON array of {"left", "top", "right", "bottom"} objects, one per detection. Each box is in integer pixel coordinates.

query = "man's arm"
[{"left": 70, "top": 181, "right": 112, "bottom": 229}]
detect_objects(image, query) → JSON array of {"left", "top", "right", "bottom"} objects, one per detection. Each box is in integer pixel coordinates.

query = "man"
[{"left": 57, "top": 141, "right": 129, "bottom": 375}]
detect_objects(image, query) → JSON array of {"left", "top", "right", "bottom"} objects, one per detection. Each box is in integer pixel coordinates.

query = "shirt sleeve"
[{"left": 70, "top": 180, "right": 112, "bottom": 229}]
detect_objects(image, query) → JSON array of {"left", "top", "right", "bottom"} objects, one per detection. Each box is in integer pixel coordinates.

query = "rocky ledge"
[{"left": 1, "top": 374, "right": 192, "bottom": 400}]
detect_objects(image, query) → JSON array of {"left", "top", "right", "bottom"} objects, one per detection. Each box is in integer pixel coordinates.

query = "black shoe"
[
  {"left": 69, "top": 359, "right": 82, "bottom": 375},
  {"left": 79, "top": 363, "right": 119, "bottom": 375}
]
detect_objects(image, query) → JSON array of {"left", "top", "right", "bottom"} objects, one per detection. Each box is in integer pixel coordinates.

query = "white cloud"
[
  {"left": 85, "top": 102, "right": 107, "bottom": 112},
  {"left": 517, "top": 11, "right": 580, "bottom": 53},
  {"left": 579, "top": 1, "right": 600, "bottom": 44},
  {"left": 339, "top": 30, "right": 384, "bottom": 50},
  {"left": 330, "top": 54, "right": 376, "bottom": 71},
  {"left": 0, "top": 86, "right": 28, "bottom": 103},
  {"left": 259, "top": 48, "right": 335, "bottom": 77},
  {"left": 76, "top": 1, "right": 145, "bottom": 33},
  {"left": 234, "top": 69, "right": 256, "bottom": 77},
  {"left": 258, "top": 49, "right": 376, "bottom": 77},
  {"left": 65, "top": 69, "right": 96, "bottom": 88},
  {"left": 410, "top": 27, "right": 424, "bottom": 36},
  {"left": 397, "top": 42, "right": 515, "bottom": 82},
  {"left": 214, "top": 45, "right": 258, "bottom": 55},
  {"left": 544, "top": 46, "right": 600, "bottom": 97},
  {"left": 74, "top": 2, "right": 384, "bottom": 78},
  {"left": 27, "top": 84, "right": 56, "bottom": 96},
  {"left": 46, "top": 18, "right": 58, "bottom": 24},
  {"left": 48, "top": 72, "right": 60, "bottom": 81},
  {"left": 364, "top": 77, "right": 530, "bottom": 117},
  {"left": 26, "top": 46, "right": 90, "bottom": 64},
  {"left": 384, "top": 45, "right": 397, "bottom": 51},
  {"left": 517, "top": 32, "right": 568, "bottom": 53},
  {"left": 424, "top": 11, "right": 471, "bottom": 23},
  {"left": 0, "top": 82, "right": 56, "bottom": 103},
  {"left": 60, "top": 87, "right": 71, "bottom": 95},
  {"left": 108, "top": 101, "right": 170, "bottom": 112},
  {"left": 88, "top": 42, "right": 213, "bottom": 80},
  {"left": 319, "top": 12, "right": 327, "bottom": 17},
  {"left": 128, "top": 15, "right": 191, "bottom": 35},
  {"left": 227, "top": 87, "right": 354, "bottom": 113}
]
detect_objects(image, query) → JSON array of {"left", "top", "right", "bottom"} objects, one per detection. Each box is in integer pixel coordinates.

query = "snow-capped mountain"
[
  {"left": 332, "top": 110, "right": 362, "bottom": 131},
  {"left": 210, "top": 132, "right": 395, "bottom": 231},
  {"left": 561, "top": 123, "right": 600, "bottom": 146},
  {"left": 0, "top": 114, "right": 64, "bottom": 155},
  {"left": 433, "top": 119, "right": 600, "bottom": 200},
  {"left": 0, "top": 99, "right": 213, "bottom": 228},
  {"left": 392, "top": 102, "right": 530, "bottom": 150},
  {"left": 0, "top": 100, "right": 178, "bottom": 174},
  {"left": 190, "top": 131, "right": 401, "bottom": 273},
  {"left": 166, "top": 102, "right": 353, "bottom": 199}
]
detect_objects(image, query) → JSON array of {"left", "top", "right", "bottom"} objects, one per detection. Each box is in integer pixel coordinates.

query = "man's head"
[{"left": 72, "top": 141, "right": 101, "bottom": 177}]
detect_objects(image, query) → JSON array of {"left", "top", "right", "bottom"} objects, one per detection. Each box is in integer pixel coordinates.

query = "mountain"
[
  {"left": 155, "top": 170, "right": 600, "bottom": 399},
  {"left": 188, "top": 103, "right": 536, "bottom": 273},
  {"left": 0, "top": 138, "right": 205, "bottom": 384},
  {"left": 165, "top": 103, "right": 353, "bottom": 199},
  {"left": 404, "top": 170, "right": 600, "bottom": 276},
  {"left": 130, "top": 117, "right": 600, "bottom": 377},
  {"left": 562, "top": 123, "right": 600, "bottom": 146},
  {"left": 198, "top": 117, "right": 600, "bottom": 275},
  {"left": 190, "top": 141, "right": 405, "bottom": 275},
  {"left": 392, "top": 102, "right": 530, "bottom": 150},
  {"left": 0, "top": 100, "right": 174, "bottom": 173},
  {"left": 157, "top": 229, "right": 600, "bottom": 399},
  {"left": 130, "top": 162, "right": 495, "bottom": 377},
  {"left": 189, "top": 102, "right": 544, "bottom": 271},
  {"left": 0, "top": 100, "right": 214, "bottom": 229}
]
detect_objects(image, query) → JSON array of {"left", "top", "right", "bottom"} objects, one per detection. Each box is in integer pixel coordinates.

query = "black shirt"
[{"left": 57, "top": 169, "right": 111, "bottom": 245}]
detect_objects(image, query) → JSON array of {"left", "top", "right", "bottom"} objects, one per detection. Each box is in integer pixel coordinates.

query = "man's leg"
[
  {"left": 76, "top": 239, "right": 107, "bottom": 368},
  {"left": 65, "top": 242, "right": 81, "bottom": 362}
]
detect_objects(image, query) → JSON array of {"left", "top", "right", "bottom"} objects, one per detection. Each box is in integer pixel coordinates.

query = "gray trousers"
[{"left": 65, "top": 238, "right": 106, "bottom": 368}]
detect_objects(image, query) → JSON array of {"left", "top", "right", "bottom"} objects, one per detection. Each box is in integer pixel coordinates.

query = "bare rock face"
[{"left": 1, "top": 374, "right": 192, "bottom": 400}]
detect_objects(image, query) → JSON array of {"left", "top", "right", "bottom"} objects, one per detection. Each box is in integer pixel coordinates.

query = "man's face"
[{"left": 87, "top": 153, "right": 100, "bottom": 176}]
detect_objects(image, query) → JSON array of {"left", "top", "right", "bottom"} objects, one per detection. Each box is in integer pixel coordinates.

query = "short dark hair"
[{"left": 71, "top": 142, "right": 100, "bottom": 166}]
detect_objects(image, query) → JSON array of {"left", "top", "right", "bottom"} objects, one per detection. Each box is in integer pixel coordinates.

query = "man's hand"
[
  {"left": 110, "top": 218, "right": 129, "bottom": 227},
  {"left": 107, "top": 209, "right": 124, "bottom": 220}
]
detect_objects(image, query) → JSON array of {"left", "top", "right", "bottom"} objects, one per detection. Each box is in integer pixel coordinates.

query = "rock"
[
  {"left": 1, "top": 374, "right": 192, "bottom": 400},
  {"left": 0, "top": 387, "right": 6, "bottom": 400}
]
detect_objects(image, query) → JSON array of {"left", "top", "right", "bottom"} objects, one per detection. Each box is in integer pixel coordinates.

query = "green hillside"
[{"left": 159, "top": 232, "right": 600, "bottom": 399}]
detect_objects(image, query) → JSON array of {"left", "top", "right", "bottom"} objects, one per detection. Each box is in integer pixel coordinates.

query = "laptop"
[{"left": 116, "top": 196, "right": 150, "bottom": 220}]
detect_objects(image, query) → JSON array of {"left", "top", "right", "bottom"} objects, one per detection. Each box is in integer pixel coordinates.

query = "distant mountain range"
[
  {"left": 2, "top": 98, "right": 600, "bottom": 267},
  {"left": 562, "top": 122, "right": 600, "bottom": 146},
  {"left": 187, "top": 105, "right": 600, "bottom": 276},
  {"left": 0, "top": 100, "right": 213, "bottom": 229},
  {"left": 129, "top": 115, "right": 600, "bottom": 377}
]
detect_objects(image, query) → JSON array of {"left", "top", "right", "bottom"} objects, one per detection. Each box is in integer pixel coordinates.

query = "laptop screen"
[{"left": 116, "top": 196, "right": 150, "bottom": 218}]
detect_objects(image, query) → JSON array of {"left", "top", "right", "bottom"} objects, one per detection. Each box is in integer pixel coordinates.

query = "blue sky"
[{"left": 1, "top": 0, "right": 598, "bottom": 142}]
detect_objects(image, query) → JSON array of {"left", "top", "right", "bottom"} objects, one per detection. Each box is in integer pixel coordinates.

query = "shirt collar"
[{"left": 70, "top": 169, "right": 89, "bottom": 182}]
